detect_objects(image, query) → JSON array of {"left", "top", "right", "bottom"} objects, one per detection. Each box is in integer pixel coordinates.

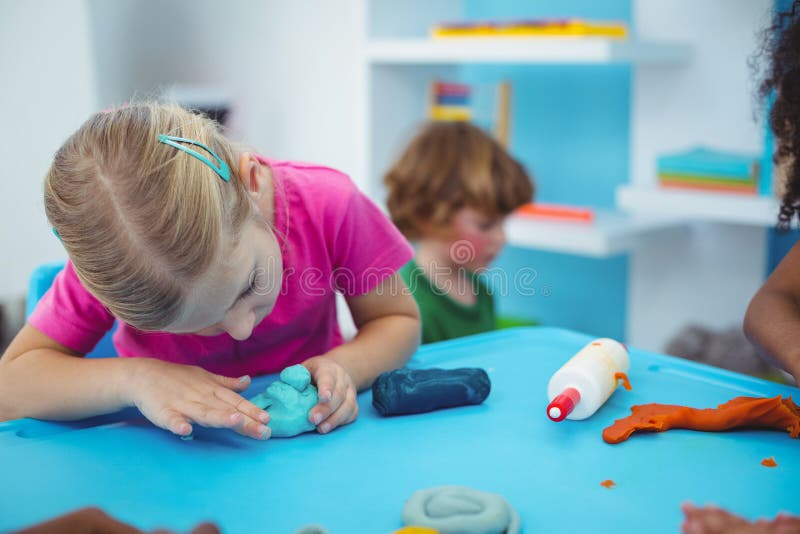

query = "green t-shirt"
[{"left": 399, "top": 259, "right": 496, "bottom": 345}]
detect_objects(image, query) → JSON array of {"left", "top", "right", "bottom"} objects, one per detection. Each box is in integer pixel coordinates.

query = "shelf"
[
  {"left": 365, "top": 38, "right": 691, "bottom": 65},
  {"left": 616, "top": 186, "right": 780, "bottom": 226},
  {"left": 505, "top": 211, "right": 687, "bottom": 258}
]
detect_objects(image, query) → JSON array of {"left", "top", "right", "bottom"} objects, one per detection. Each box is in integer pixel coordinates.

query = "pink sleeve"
[
  {"left": 325, "top": 176, "right": 413, "bottom": 297},
  {"left": 28, "top": 261, "right": 115, "bottom": 354}
]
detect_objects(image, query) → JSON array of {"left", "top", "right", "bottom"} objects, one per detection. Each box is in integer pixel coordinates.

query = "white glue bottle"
[{"left": 546, "top": 338, "right": 631, "bottom": 422}]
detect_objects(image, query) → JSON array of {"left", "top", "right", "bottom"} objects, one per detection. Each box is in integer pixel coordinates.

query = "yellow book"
[{"left": 429, "top": 106, "right": 472, "bottom": 121}]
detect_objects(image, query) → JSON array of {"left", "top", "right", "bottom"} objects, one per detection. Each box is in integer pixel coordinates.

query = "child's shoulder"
[
  {"left": 264, "top": 158, "right": 366, "bottom": 225},
  {"left": 266, "top": 159, "right": 354, "bottom": 192},
  {"left": 275, "top": 159, "right": 358, "bottom": 201}
]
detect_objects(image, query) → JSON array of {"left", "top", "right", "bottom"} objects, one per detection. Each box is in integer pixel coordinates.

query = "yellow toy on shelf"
[{"left": 432, "top": 19, "right": 628, "bottom": 39}]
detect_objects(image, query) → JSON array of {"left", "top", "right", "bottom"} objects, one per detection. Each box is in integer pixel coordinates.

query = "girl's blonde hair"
[
  {"left": 45, "top": 102, "right": 253, "bottom": 330},
  {"left": 383, "top": 121, "right": 534, "bottom": 240}
]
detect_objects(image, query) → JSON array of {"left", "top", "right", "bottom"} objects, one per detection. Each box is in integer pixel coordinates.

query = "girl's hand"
[
  {"left": 127, "top": 358, "right": 271, "bottom": 440},
  {"left": 302, "top": 356, "right": 359, "bottom": 434}
]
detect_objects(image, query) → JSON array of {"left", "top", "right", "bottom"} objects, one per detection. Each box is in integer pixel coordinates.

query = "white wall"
[
  {"left": 88, "top": 0, "right": 361, "bottom": 185},
  {"left": 629, "top": 0, "right": 773, "bottom": 351},
  {"left": 0, "top": 0, "right": 362, "bottom": 321},
  {"left": 0, "top": 0, "right": 96, "bottom": 299}
]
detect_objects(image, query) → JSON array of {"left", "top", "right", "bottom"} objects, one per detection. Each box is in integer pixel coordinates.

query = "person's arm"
[
  {"left": 743, "top": 241, "right": 800, "bottom": 382},
  {"left": 0, "top": 325, "right": 270, "bottom": 439},
  {"left": 0, "top": 324, "right": 134, "bottom": 420},
  {"left": 16, "top": 506, "right": 219, "bottom": 534},
  {"left": 681, "top": 503, "right": 800, "bottom": 534},
  {"left": 303, "top": 272, "right": 421, "bottom": 433}
]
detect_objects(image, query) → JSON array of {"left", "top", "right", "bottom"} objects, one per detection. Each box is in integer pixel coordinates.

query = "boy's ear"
[{"left": 237, "top": 152, "right": 266, "bottom": 197}]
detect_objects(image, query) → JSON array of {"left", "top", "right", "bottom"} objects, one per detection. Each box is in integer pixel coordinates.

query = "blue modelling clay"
[
  {"left": 371, "top": 367, "right": 491, "bottom": 416},
  {"left": 249, "top": 365, "right": 318, "bottom": 438}
]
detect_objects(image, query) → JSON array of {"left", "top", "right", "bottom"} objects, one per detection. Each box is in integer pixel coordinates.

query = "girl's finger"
[
  {"left": 158, "top": 408, "right": 193, "bottom": 437},
  {"left": 309, "top": 378, "right": 347, "bottom": 426},
  {"left": 182, "top": 401, "right": 269, "bottom": 440},
  {"left": 307, "top": 363, "right": 335, "bottom": 404},
  {"left": 181, "top": 402, "right": 242, "bottom": 428},
  {"left": 210, "top": 372, "right": 252, "bottom": 392},
  {"left": 213, "top": 387, "right": 271, "bottom": 425},
  {"left": 318, "top": 388, "right": 358, "bottom": 434},
  {"left": 309, "top": 401, "right": 333, "bottom": 427}
]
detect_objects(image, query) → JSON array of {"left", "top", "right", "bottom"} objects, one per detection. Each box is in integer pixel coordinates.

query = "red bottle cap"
[{"left": 547, "top": 387, "right": 581, "bottom": 422}]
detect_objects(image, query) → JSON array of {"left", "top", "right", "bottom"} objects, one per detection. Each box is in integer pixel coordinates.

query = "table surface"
[{"left": 1, "top": 327, "right": 797, "bottom": 533}]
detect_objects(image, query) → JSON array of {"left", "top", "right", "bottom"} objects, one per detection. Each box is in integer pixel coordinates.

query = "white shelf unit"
[
  {"left": 505, "top": 212, "right": 687, "bottom": 258},
  {"left": 358, "top": 36, "right": 691, "bottom": 257},
  {"left": 616, "top": 186, "right": 780, "bottom": 226},
  {"left": 365, "top": 38, "right": 691, "bottom": 65}
]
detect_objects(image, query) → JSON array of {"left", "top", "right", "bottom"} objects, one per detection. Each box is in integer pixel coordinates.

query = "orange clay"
[
  {"left": 603, "top": 395, "right": 800, "bottom": 444},
  {"left": 761, "top": 457, "right": 778, "bottom": 468},
  {"left": 600, "top": 480, "right": 616, "bottom": 489},
  {"left": 614, "top": 372, "right": 632, "bottom": 391}
]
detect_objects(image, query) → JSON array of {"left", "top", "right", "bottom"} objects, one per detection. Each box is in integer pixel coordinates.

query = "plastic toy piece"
[{"left": 603, "top": 395, "right": 800, "bottom": 444}]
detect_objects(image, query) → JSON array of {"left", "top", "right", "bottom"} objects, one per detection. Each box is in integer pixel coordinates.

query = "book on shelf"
[
  {"left": 656, "top": 147, "right": 761, "bottom": 196},
  {"left": 431, "top": 19, "right": 628, "bottom": 40},
  {"left": 658, "top": 180, "right": 757, "bottom": 195},
  {"left": 428, "top": 80, "right": 511, "bottom": 147},
  {"left": 430, "top": 81, "right": 472, "bottom": 121}
]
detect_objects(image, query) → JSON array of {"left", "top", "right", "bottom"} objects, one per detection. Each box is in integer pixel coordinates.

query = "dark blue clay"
[{"left": 371, "top": 367, "right": 491, "bottom": 416}]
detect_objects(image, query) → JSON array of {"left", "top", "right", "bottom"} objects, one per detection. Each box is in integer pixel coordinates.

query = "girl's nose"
[{"left": 224, "top": 309, "right": 256, "bottom": 341}]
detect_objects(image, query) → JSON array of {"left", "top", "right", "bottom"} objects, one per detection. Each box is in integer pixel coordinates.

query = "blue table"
[{"left": 1, "top": 327, "right": 797, "bottom": 533}]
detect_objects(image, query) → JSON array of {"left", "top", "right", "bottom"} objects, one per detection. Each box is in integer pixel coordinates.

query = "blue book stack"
[{"left": 656, "top": 147, "right": 760, "bottom": 195}]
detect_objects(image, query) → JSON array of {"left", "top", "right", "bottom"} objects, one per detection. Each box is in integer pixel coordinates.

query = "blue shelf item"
[{"left": 657, "top": 147, "right": 760, "bottom": 180}]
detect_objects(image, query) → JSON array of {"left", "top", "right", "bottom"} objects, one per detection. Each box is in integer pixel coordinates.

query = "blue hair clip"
[{"left": 157, "top": 134, "right": 231, "bottom": 182}]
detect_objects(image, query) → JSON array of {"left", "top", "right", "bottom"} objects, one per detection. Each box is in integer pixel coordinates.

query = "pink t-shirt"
[{"left": 30, "top": 158, "right": 413, "bottom": 377}]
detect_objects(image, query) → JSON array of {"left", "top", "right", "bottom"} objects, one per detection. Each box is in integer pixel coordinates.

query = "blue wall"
[{"left": 463, "top": 0, "right": 631, "bottom": 339}]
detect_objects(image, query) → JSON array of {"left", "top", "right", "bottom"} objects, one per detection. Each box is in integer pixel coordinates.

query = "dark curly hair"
[{"left": 756, "top": 0, "right": 800, "bottom": 229}]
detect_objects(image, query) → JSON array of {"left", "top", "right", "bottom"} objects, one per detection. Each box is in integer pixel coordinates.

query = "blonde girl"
[{"left": 0, "top": 103, "right": 420, "bottom": 439}]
